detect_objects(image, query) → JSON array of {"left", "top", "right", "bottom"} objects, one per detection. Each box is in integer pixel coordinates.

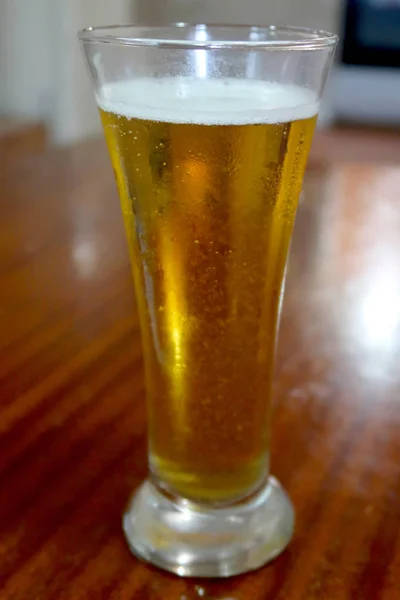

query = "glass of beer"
[{"left": 79, "top": 24, "right": 337, "bottom": 577}]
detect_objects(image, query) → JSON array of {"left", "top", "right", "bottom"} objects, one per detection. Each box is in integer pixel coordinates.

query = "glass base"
[{"left": 123, "top": 476, "right": 294, "bottom": 578}]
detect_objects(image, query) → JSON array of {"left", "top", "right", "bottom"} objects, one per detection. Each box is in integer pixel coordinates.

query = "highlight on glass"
[{"left": 79, "top": 23, "right": 337, "bottom": 578}]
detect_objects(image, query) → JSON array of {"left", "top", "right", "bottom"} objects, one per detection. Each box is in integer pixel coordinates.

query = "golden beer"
[{"left": 100, "top": 78, "right": 317, "bottom": 503}]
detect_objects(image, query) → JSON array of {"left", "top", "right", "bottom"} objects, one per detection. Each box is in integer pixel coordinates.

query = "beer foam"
[{"left": 98, "top": 77, "right": 318, "bottom": 125}]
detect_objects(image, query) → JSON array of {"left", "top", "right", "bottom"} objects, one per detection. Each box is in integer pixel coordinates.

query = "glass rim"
[{"left": 78, "top": 23, "right": 338, "bottom": 51}]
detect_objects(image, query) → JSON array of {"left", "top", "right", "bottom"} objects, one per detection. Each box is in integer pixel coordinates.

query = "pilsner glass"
[{"left": 79, "top": 24, "right": 337, "bottom": 577}]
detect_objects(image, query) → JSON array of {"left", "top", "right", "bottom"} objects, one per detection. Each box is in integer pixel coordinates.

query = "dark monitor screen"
[{"left": 342, "top": 0, "right": 400, "bottom": 68}]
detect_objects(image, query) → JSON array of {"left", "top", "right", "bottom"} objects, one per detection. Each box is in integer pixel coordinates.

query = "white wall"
[
  {"left": 138, "top": 0, "right": 342, "bottom": 33},
  {"left": 53, "top": 0, "right": 135, "bottom": 145},
  {"left": 0, "top": 0, "right": 135, "bottom": 145},
  {"left": 0, "top": 0, "right": 55, "bottom": 120}
]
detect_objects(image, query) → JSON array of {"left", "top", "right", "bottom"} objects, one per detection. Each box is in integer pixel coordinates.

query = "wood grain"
[{"left": 1, "top": 136, "right": 400, "bottom": 599}]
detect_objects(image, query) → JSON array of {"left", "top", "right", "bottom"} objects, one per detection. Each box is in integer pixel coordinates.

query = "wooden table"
[
  {"left": 0, "top": 116, "right": 47, "bottom": 168},
  {"left": 1, "top": 138, "right": 400, "bottom": 599}
]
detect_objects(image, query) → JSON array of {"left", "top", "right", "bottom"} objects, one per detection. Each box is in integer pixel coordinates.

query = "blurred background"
[{"left": 0, "top": 0, "right": 399, "bottom": 152}]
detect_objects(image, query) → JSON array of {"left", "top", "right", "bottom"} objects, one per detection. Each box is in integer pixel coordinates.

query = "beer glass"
[{"left": 79, "top": 24, "right": 337, "bottom": 577}]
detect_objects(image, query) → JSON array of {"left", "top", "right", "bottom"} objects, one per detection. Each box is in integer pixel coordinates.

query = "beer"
[{"left": 99, "top": 78, "right": 317, "bottom": 503}]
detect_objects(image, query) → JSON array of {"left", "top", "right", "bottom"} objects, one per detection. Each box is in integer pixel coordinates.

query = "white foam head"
[{"left": 98, "top": 77, "right": 318, "bottom": 125}]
